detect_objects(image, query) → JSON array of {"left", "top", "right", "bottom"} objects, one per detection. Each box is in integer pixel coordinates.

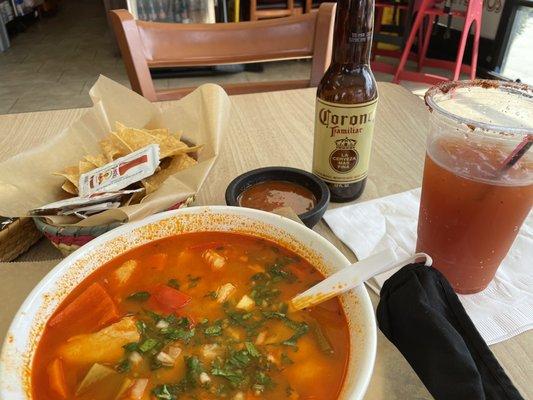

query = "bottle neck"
[{"left": 332, "top": 0, "right": 375, "bottom": 66}]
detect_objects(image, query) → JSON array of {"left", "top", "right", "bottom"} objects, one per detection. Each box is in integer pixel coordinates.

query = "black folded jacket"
[{"left": 376, "top": 263, "right": 524, "bottom": 400}]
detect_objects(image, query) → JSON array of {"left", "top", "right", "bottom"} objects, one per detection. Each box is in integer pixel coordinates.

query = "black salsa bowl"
[{"left": 225, "top": 166, "right": 330, "bottom": 228}]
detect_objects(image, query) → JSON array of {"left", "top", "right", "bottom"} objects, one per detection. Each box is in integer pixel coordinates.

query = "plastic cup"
[{"left": 417, "top": 80, "right": 533, "bottom": 294}]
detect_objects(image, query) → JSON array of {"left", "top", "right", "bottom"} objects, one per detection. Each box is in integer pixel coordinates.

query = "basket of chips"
[{"left": 0, "top": 76, "right": 230, "bottom": 255}]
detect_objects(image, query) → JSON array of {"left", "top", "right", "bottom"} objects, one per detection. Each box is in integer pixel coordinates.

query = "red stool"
[{"left": 392, "top": 0, "right": 483, "bottom": 84}]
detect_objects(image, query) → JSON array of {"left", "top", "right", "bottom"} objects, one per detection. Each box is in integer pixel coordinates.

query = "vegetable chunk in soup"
[{"left": 32, "top": 233, "right": 350, "bottom": 400}]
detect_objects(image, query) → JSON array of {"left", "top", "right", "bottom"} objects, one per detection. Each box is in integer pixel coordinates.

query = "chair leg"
[
  {"left": 419, "top": 15, "right": 434, "bottom": 71},
  {"left": 452, "top": 19, "right": 473, "bottom": 80},
  {"left": 393, "top": 7, "right": 428, "bottom": 83},
  {"left": 287, "top": 0, "right": 294, "bottom": 15},
  {"left": 250, "top": 0, "right": 257, "bottom": 20},
  {"left": 470, "top": 19, "right": 481, "bottom": 79}
]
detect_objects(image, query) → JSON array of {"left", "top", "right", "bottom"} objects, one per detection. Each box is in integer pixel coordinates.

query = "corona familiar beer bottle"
[{"left": 312, "top": 0, "right": 378, "bottom": 202}]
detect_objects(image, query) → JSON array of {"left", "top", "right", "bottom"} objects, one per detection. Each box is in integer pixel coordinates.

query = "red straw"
[{"left": 500, "top": 134, "right": 533, "bottom": 173}]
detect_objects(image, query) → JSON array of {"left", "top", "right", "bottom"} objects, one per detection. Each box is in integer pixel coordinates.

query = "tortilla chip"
[
  {"left": 144, "top": 128, "right": 170, "bottom": 137},
  {"left": 61, "top": 180, "right": 78, "bottom": 195},
  {"left": 115, "top": 121, "right": 128, "bottom": 133},
  {"left": 165, "top": 144, "right": 203, "bottom": 159},
  {"left": 110, "top": 131, "right": 135, "bottom": 153},
  {"left": 137, "top": 129, "right": 186, "bottom": 158},
  {"left": 53, "top": 166, "right": 80, "bottom": 188},
  {"left": 84, "top": 154, "right": 108, "bottom": 168},
  {"left": 114, "top": 125, "right": 198, "bottom": 160},
  {"left": 53, "top": 121, "right": 201, "bottom": 201},
  {"left": 100, "top": 136, "right": 127, "bottom": 161},
  {"left": 112, "top": 128, "right": 155, "bottom": 153},
  {"left": 142, "top": 154, "right": 197, "bottom": 194},
  {"left": 78, "top": 160, "right": 95, "bottom": 175},
  {"left": 171, "top": 131, "right": 183, "bottom": 141}
]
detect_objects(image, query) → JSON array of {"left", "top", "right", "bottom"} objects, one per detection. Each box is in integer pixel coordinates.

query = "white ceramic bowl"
[{"left": 0, "top": 206, "right": 376, "bottom": 399}]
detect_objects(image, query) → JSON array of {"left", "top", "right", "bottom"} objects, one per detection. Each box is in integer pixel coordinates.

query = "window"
[{"left": 492, "top": 0, "right": 533, "bottom": 83}]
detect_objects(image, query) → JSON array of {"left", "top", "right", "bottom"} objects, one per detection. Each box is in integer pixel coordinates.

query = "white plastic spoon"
[{"left": 290, "top": 248, "right": 433, "bottom": 311}]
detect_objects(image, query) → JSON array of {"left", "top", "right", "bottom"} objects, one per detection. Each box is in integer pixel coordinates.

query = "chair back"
[{"left": 110, "top": 3, "right": 336, "bottom": 101}]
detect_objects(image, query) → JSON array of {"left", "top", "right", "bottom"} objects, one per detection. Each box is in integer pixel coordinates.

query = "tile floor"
[{"left": 0, "top": 0, "right": 437, "bottom": 115}]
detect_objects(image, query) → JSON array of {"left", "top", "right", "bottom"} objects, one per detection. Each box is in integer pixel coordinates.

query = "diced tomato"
[
  {"left": 47, "top": 358, "right": 68, "bottom": 398},
  {"left": 48, "top": 282, "right": 120, "bottom": 330},
  {"left": 147, "top": 253, "right": 167, "bottom": 271},
  {"left": 187, "top": 242, "right": 223, "bottom": 251},
  {"left": 150, "top": 284, "right": 192, "bottom": 314}
]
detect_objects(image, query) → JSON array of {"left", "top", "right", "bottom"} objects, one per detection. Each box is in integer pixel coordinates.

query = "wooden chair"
[
  {"left": 110, "top": 3, "right": 336, "bottom": 102},
  {"left": 304, "top": 0, "right": 331, "bottom": 13},
  {"left": 250, "top": 0, "right": 298, "bottom": 21}
]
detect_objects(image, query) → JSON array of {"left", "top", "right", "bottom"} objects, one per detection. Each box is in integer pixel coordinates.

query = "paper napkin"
[{"left": 324, "top": 188, "right": 533, "bottom": 345}]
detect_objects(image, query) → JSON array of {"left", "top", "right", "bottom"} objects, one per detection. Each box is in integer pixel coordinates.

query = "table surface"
[{"left": 0, "top": 83, "right": 531, "bottom": 399}]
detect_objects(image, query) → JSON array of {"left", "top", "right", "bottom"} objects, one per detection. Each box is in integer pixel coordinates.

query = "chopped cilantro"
[
  {"left": 126, "top": 291, "right": 151, "bottom": 301},
  {"left": 245, "top": 342, "right": 260, "bottom": 358},
  {"left": 228, "top": 349, "right": 251, "bottom": 368},
  {"left": 254, "top": 371, "right": 273, "bottom": 392},
  {"left": 250, "top": 276, "right": 281, "bottom": 305},
  {"left": 167, "top": 279, "right": 181, "bottom": 289},
  {"left": 268, "top": 261, "right": 297, "bottom": 283},
  {"left": 135, "top": 320, "right": 147, "bottom": 335},
  {"left": 151, "top": 357, "right": 203, "bottom": 398},
  {"left": 186, "top": 356, "right": 203, "bottom": 384},
  {"left": 263, "top": 311, "right": 309, "bottom": 347},
  {"left": 281, "top": 353, "right": 294, "bottom": 365},
  {"left": 187, "top": 274, "right": 201, "bottom": 288},
  {"left": 204, "top": 321, "right": 223, "bottom": 337},
  {"left": 139, "top": 338, "right": 159, "bottom": 353},
  {"left": 152, "top": 384, "right": 175, "bottom": 400},
  {"left": 115, "top": 358, "right": 131, "bottom": 373},
  {"left": 162, "top": 327, "right": 195, "bottom": 343},
  {"left": 122, "top": 342, "right": 139, "bottom": 353},
  {"left": 205, "top": 291, "right": 218, "bottom": 300}
]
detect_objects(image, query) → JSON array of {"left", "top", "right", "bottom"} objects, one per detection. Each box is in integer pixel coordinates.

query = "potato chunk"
[
  {"left": 216, "top": 283, "right": 236, "bottom": 303},
  {"left": 236, "top": 295, "right": 254, "bottom": 311},
  {"left": 59, "top": 317, "right": 139, "bottom": 365},
  {"left": 283, "top": 338, "right": 327, "bottom": 386},
  {"left": 201, "top": 344, "right": 222, "bottom": 361},
  {"left": 202, "top": 249, "right": 226, "bottom": 270},
  {"left": 113, "top": 260, "right": 138, "bottom": 286},
  {"left": 76, "top": 363, "right": 116, "bottom": 395}
]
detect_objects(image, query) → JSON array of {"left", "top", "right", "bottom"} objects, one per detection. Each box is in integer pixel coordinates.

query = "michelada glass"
[{"left": 417, "top": 80, "right": 533, "bottom": 294}]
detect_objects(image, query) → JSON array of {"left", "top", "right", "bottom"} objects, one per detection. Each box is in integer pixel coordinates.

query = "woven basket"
[
  {"left": 0, "top": 218, "right": 43, "bottom": 261},
  {"left": 33, "top": 196, "right": 195, "bottom": 256}
]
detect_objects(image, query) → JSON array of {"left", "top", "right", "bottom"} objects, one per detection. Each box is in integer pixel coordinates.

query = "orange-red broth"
[{"left": 32, "top": 232, "right": 350, "bottom": 400}]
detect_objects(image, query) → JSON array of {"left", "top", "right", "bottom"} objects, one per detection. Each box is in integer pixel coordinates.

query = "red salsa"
[{"left": 238, "top": 181, "right": 317, "bottom": 215}]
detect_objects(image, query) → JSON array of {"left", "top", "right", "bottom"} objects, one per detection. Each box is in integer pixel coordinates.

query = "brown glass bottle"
[{"left": 312, "top": 0, "right": 378, "bottom": 202}]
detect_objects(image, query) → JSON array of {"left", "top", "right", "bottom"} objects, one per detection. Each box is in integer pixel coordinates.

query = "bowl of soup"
[{"left": 0, "top": 206, "right": 376, "bottom": 400}]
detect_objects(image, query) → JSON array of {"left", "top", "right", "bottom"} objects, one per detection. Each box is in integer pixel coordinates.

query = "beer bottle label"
[{"left": 312, "top": 97, "right": 378, "bottom": 184}]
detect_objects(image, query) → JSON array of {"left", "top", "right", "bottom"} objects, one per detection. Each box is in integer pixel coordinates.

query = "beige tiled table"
[{"left": 0, "top": 83, "right": 531, "bottom": 399}]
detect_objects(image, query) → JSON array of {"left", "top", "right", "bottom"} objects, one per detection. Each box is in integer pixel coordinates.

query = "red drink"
[
  {"left": 418, "top": 80, "right": 533, "bottom": 294},
  {"left": 417, "top": 139, "right": 533, "bottom": 293}
]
